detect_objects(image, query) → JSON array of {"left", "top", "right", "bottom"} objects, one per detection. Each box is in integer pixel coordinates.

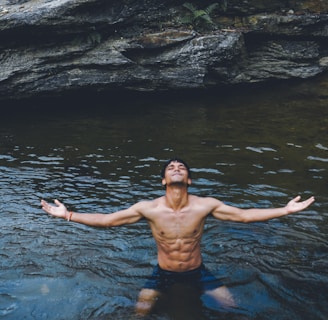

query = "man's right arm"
[{"left": 40, "top": 199, "right": 144, "bottom": 228}]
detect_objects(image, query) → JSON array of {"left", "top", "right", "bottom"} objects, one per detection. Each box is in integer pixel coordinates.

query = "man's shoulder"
[
  {"left": 135, "top": 196, "right": 164, "bottom": 208},
  {"left": 189, "top": 194, "right": 219, "bottom": 203},
  {"left": 189, "top": 194, "right": 223, "bottom": 214},
  {"left": 132, "top": 197, "right": 165, "bottom": 219}
]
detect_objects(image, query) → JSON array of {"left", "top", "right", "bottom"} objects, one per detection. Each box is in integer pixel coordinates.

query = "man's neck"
[{"left": 165, "top": 184, "right": 189, "bottom": 212}]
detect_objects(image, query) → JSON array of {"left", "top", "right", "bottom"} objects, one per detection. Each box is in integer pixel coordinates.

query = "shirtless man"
[{"left": 41, "top": 158, "right": 315, "bottom": 316}]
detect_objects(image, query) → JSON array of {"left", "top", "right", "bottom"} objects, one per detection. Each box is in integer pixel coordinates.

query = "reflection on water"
[{"left": 1, "top": 75, "right": 328, "bottom": 319}]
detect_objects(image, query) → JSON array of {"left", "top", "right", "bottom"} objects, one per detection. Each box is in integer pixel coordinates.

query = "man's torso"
[{"left": 140, "top": 195, "right": 216, "bottom": 272}]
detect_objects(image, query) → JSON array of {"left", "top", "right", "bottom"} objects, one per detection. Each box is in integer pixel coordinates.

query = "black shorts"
[{"left": 143, "top": 263, "right": 223, "bottom": 293}]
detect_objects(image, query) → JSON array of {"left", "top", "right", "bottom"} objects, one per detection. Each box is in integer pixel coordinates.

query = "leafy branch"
[{"left": 181, "top": 2, "right": 226, "bottom": 31}]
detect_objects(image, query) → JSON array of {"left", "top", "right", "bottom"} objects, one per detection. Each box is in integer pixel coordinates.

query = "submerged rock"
[{"left": 0, "top": 0, "right": 327, "bottom": 100}]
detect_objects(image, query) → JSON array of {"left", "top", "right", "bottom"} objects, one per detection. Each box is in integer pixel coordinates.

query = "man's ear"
[
  {"left": 187, "top": 178, "right": 192, "bottom": 186},
  {"left": 162, "top": 178, "right": 167, "bottom": 186}
]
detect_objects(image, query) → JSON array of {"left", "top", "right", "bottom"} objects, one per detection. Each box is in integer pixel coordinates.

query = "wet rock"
[{"left": 0, "top": 0, "right": 327, "bottom": 100}]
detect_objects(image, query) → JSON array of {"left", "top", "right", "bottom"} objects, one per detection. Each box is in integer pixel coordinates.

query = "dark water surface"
[{"left": 1, "top": 76, "right": 328, "bottom": 319}]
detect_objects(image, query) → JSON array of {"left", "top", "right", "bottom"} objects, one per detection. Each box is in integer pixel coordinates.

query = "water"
[{"left": 0, "top": 76, "right": 328, "bottom": 319}]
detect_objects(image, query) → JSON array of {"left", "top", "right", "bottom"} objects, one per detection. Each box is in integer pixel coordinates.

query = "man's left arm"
[{"left": 211, "top": 195, "right": 315, "bottom": 223}]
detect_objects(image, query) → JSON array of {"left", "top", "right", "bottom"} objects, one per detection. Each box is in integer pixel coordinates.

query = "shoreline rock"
[{"left": 1, "top": 0, "right": 328, "bottom": 101}]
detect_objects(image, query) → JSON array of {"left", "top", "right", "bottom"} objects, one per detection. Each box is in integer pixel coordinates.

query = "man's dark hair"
[{"left": 160, "top": 158, "right": 192, "bottom": 178}]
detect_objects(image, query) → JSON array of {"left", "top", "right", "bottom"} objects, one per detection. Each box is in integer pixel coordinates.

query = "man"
[{"left": 41, "top": 158, "right": 315, "bottom": 316}]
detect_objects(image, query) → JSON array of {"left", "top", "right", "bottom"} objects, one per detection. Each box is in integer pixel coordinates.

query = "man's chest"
[{"left": 149, "top": 210, "right": 206, "bottom": 239}]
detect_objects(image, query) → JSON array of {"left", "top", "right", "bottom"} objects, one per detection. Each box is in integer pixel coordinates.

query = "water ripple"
[{"left": 1, "top": 84, "right": 328, "bottom": 319}]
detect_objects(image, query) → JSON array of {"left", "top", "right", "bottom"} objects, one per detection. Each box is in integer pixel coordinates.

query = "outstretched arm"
[
  {"left": 211, "top": 195, "right": 315, "bottom": 223},
  {"left": 40, "top": 199, "right": 144, "bottom": 227}
]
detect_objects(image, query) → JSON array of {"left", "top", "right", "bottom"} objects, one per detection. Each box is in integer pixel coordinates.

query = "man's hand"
[
  {"left": 286, "top": 195, "right": 315, "bottom": 214},
  {"left": 41, "top": 199, "right": 68, "bottom": 219}
]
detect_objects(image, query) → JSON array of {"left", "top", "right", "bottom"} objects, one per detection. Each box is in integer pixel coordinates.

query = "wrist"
[
  {"left": 66, "top": 211, "right": 73, "bottom": 221},
  {"left": 283, "top": 206, "right": 290, "bottom": 215}
]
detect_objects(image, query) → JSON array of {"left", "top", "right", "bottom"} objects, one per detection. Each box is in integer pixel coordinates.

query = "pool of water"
[{"left": 0, "top": 76, "right": 328, "bottom": 319}]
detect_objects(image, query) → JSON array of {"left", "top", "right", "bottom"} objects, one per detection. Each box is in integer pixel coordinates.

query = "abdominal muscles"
[
  {"left": 156, "top": 235, "right": 203, "bottom": 272},
  {"left": 149, "top": 210, "right": 206, "bottom": 272}
]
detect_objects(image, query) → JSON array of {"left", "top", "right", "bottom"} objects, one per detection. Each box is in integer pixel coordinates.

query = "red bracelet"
[{"left": 67, "top": 211, "right": 73, "bottom": 221}]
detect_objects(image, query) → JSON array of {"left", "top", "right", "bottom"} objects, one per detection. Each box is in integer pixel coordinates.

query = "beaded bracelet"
[{"left": 67, "top": 211, "right": 73, "bottom": 221}]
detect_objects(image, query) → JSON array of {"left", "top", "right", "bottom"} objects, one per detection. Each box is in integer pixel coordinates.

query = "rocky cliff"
[{"left": 1, "top": 0, "right": 328, "bottom": 100}]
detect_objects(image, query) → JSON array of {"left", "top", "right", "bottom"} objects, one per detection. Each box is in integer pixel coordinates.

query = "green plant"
[{"left": 181, "top": 2, "right": 222, "bottom": 31}]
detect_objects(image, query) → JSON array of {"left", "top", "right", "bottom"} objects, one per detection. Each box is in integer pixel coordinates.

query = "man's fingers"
[
  {"left": 306, "top": 196, "right": 315, "bottom": 205},
  {"left": 292, "top": 195, "right": 315, "bottom": 205},
  {"left": 293, "top": 195, "right": 301, "bottom": 202},
  {"left": 41, "top": 199, "right": 47, "bottom": 209},
  {"left": 54, "top": 199, "right": 61, "bottom": 206},
  {"left": 300, "top": 196, "right": 315, "bottom": 209}
]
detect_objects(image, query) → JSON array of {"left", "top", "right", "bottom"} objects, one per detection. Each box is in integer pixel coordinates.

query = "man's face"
[{"left": 162, "top": 161, "right": 191, "bottom": 187}]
